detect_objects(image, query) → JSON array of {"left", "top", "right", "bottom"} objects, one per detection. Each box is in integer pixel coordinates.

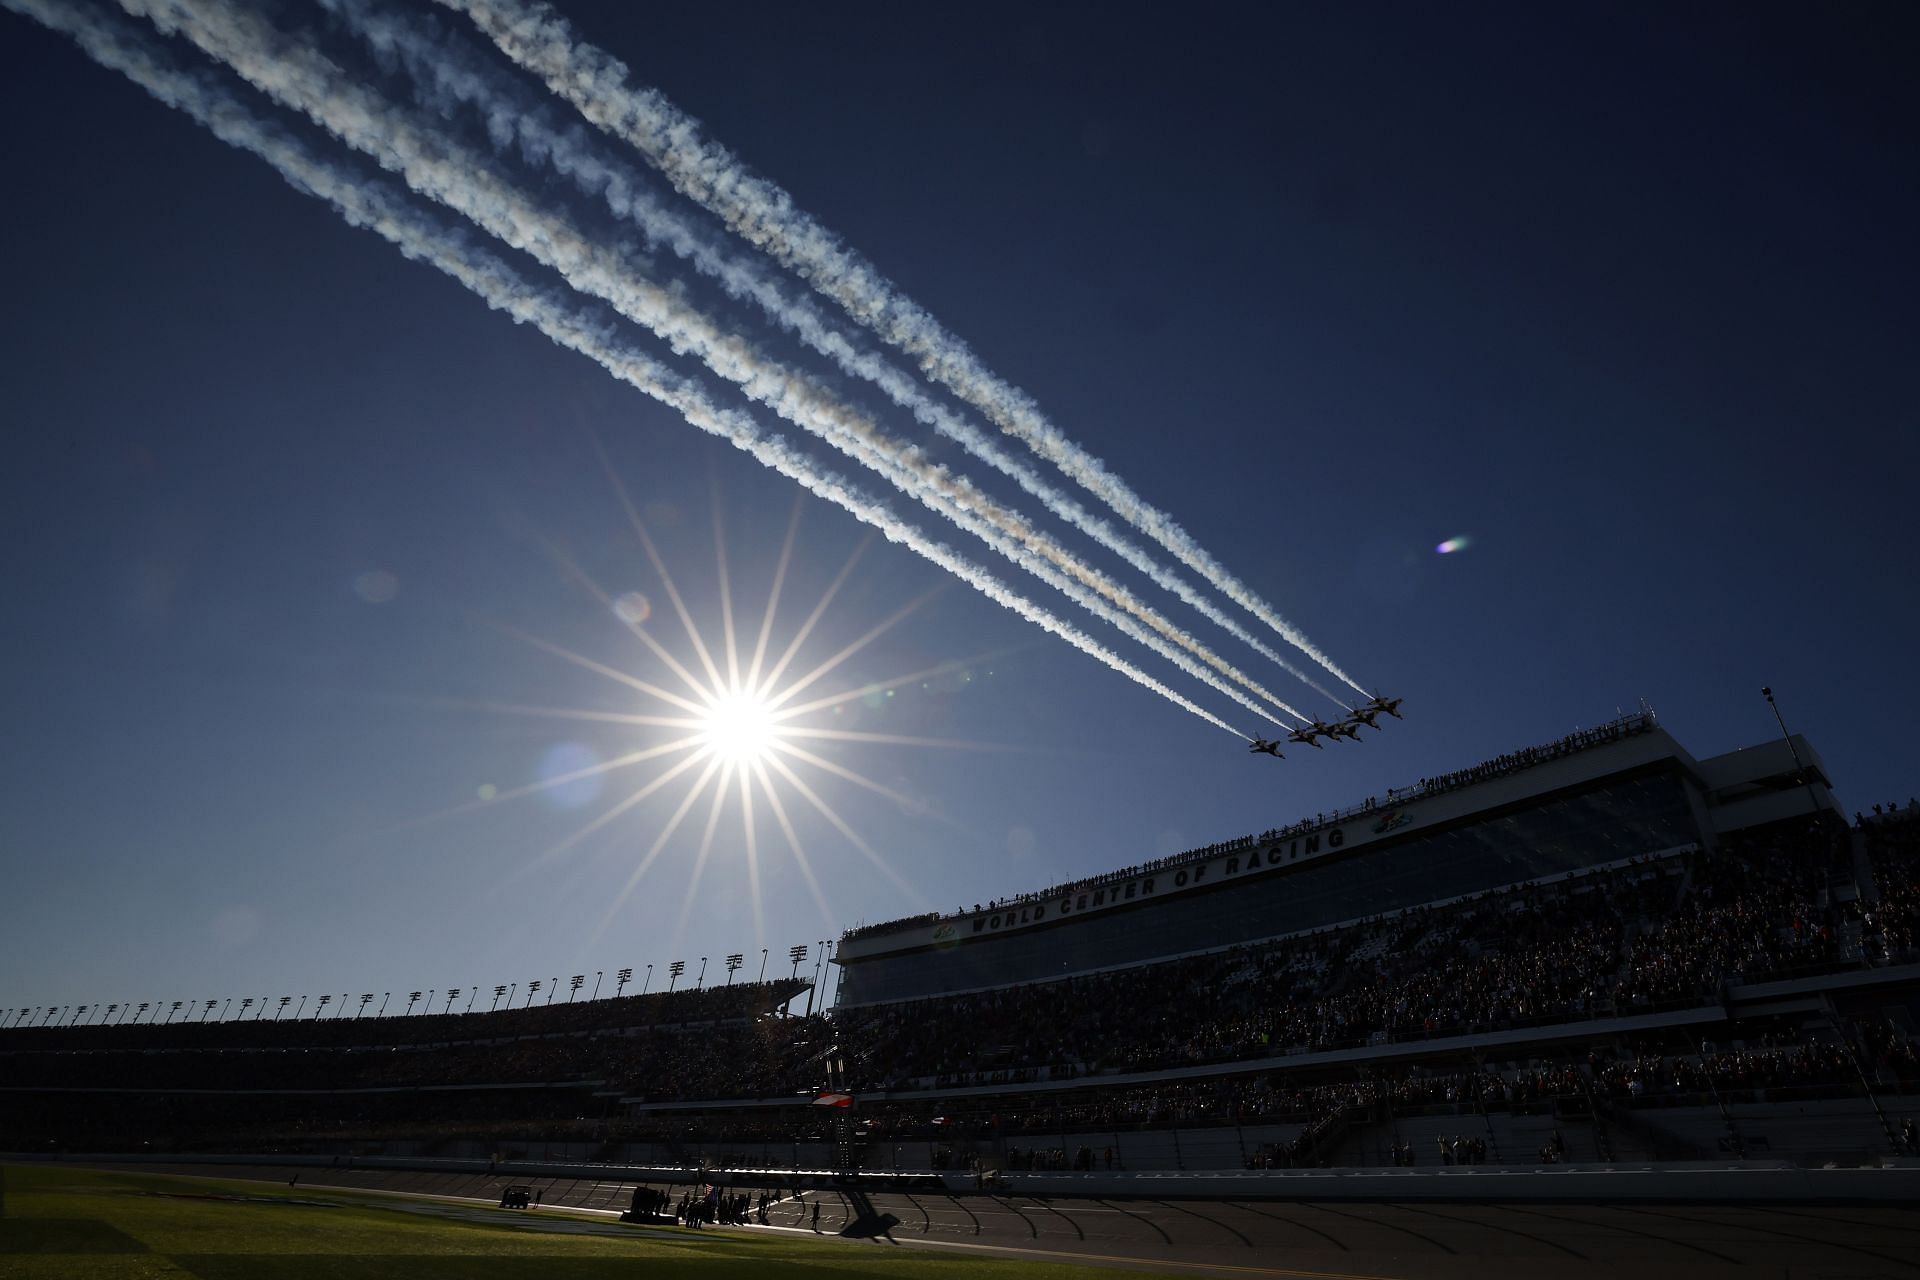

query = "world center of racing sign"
[{"left": 942, "top": 810, "right": 1411, "bottom": 945}]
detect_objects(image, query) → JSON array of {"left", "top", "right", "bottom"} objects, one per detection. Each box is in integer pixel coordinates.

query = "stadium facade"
[{"left": 835, "top": 711, "right": 1838, "bottom": 1005}]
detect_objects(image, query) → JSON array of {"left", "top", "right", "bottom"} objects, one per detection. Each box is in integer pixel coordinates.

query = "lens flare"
[
  {"left": 538, "top": 741, "right": 604, "bottom": 809},
  {"left": 1435, "top": 535, "right": 1473, "bottom": 555},
  {"left": 612, "top": 591, "right": 652, "bottom": 625}
]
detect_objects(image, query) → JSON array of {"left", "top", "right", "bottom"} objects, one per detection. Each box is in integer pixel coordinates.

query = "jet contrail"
[
  {"left": 120, "top": 0, "right": 1300, "bottom": 725},
  {"left": 322, "top": 0, "right": 1335, "bottom": 715},
  {"left": 8, "top": 0, "right": 1243, "bottom": 738},
  {"left": 437, "top": 0, "right": 1369, "bottom": 700}
]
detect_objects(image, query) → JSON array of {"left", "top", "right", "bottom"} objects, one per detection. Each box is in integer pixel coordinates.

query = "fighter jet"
[
  {"left": 1325, "top": 720, "right": 1363, "bottom": 743},
  {"left": 1347, "top": 704, "right": 1384, "bottom": 730},
  {"left": 1365, "top": 693, "right": 1405, "bottom": 719},
  {"left": 1287, "top": 724, "right": 1327, "bottom": 749},
  {"left": 1247, "top": 737, "right": 1285, "bottom": 759}
]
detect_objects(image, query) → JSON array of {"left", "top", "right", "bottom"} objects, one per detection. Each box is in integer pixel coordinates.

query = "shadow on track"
[{"left": 833, "top": 1187, "right": 900, "bottom": 1242}]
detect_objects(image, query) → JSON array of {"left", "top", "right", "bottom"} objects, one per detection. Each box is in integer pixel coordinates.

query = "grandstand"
[{"left": 6, "top": 713, "right": 1919, "bottom": 1184}]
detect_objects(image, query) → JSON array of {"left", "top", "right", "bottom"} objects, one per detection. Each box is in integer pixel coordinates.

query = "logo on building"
[{"left": 1372, "top": 808, "right": 1413, "bottom": 834}]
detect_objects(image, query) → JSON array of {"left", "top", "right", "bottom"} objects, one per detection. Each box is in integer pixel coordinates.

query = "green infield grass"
[{"left": 0, "top": 1164, "right": 1143, "bottom": 1279}]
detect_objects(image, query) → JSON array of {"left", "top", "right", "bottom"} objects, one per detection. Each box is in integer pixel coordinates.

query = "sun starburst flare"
[{"left": 418, "top": 471, "right": 1027, "bottom": 960}]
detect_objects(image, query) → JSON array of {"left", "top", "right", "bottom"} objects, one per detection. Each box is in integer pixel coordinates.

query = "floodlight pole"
[
  {"left": 1762, "top": 687, "right": 1827, "bottom": 829},
  {"left": 759, "top": 948, "right": 768, "bottom": 983},
  {"left": 591, "top": 971, "right": 603, "bottom": 1001},
  {"left": 642, "top": 964, "right": 653, "bottom": 995},
  {"left": 804, "top": 940, "right": 828, "bottom": 1016}
]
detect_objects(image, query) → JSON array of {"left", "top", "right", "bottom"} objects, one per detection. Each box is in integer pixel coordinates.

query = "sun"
[
  {"left": 436, "top": 474, "right": 984, "bottom": 952},
  {"left": 698, "top": 688, "right": 781, "bottom": 764}
]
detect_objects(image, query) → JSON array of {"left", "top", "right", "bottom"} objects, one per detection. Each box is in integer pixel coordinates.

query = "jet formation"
[{"left": 1250, "top": 693, "right": 1402, "bottom": 762}]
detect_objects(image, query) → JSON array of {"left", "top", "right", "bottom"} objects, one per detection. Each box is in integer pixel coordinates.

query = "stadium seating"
[{"left": 4, "top": 811, "right": 1916, "bottom": 1170}]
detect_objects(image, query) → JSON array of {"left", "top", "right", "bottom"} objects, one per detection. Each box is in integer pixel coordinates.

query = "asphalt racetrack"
[{"left": 67, "top": 1160, "right": 1920, "bottom": 1279}]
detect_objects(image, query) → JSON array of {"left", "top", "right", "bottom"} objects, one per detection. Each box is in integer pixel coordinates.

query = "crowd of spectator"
[
  {"left": 837, "top": 815, "right": 1879, "bottom": 1091},
  {"left": 1861, "top": 802, "right": 1920, "bottom": 962},
  {"left": 1616, "top": 822, "right": 1857, "bottom": 1006},
  {"left": 1401, "top": 713, "right": 1653, "bottom": 805},
  {"left": 8, "top": 809, "right": 1916, "bottom": 1161},
  {"left": 840, "top": 857, "right": 1675, "bottom": 1087}
]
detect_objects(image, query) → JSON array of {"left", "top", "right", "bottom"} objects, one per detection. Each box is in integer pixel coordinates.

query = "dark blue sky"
[{"left": 2, "top": 0, "right": 1914, "bottom": 1013}]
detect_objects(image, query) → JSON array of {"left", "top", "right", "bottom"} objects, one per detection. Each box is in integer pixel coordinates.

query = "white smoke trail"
[
  {"left": 438, "top": 0, "right": 1370, "bottom": 700},
  {"left": 7, "top": 0, "right": 1243, "bottom": 738},
  {"left": 119, "top": 0, "right": 1296, "bottom": 726},
  {"left": 321, "top": 0, "right": 1331, "bottom": 717}
]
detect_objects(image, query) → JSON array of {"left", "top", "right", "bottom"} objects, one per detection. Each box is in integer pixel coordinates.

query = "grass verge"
[{"left": 0, "top": 1163, "right": 1144, "bottom": 1279}]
